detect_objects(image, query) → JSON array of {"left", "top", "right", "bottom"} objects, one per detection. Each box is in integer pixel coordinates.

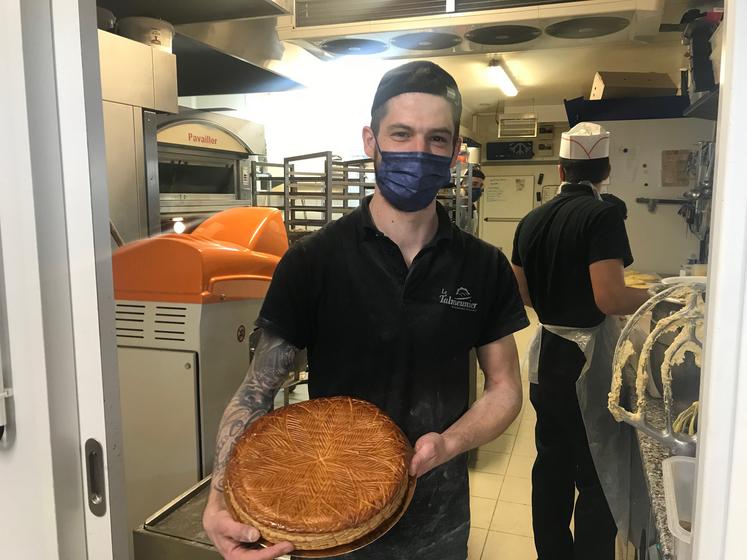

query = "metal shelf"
[
  {"left": 635, "top": 197, "right": 688, "bottom": 212},
  {"left": 282, "top": 152, "right": 374, "bottom": 240},
  {"left": 564, "top": 95, "right": 692, "bottom": 126},
  {"left": 481, "top": 159, "right": 559, "bottom": 166}
]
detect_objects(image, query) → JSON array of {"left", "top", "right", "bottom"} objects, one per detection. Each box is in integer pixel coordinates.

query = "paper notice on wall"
[
  {"left": 542, "top": 185, "right": 559, "bottom": 203},
  {"left": 483, "top": 174, "right": 536, "bottom": 219},
  {"left": 486, "top": 176, "right": 532, "bottom": 201},
  {"left": 661, "top": 150, "right": 692, "bottom": 187},
  {"left": 486, "top": 177, "right": 507, "bottom": 202}
]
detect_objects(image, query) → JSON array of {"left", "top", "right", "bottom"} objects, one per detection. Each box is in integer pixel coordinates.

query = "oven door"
[
  {"left": 158, "top": 146, "right": 243, "bottom": 196},
  {"left": 158, "top": 146, "right": 249, "bottom": 233}
]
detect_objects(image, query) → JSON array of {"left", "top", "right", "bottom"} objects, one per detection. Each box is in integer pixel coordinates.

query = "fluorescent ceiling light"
[{"left": 487, "top": 60, "right": 518, "bottom": 97}]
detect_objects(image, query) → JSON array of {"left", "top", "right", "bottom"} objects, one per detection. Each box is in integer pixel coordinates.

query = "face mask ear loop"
[{"left": 373, "top": 135, "right": 384, "bottom": 159}]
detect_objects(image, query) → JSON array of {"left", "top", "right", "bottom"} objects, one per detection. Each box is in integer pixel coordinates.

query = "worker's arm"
[
  {"left": 589, "top": 258, "right": 650, "bottom": 316},
  {"left": 203, "top": 329, "right": 297, "bottom": 560},
  {"left": 409, "top": 334, "right": 522, "bottom": 477},
  {"left": 511, "top": 264, "right": 533, "bottom": 308}
]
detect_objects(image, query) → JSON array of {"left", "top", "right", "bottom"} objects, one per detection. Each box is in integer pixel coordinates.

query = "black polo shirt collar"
[
  {"left": 359, "top": 195, "right": 453, "bottom": 247},
  {"left": 560, "top": 182, "right": 597, "bottom": 195},
  {"left": 560, "top": 182, "right": 601, "bottom": 200}
]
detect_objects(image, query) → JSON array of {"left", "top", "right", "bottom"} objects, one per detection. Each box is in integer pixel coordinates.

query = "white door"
[
  {"left": 0, "top": 1, "right": 126, "bottom": 558},
  {"left": 479, "top": 174, "right": 535, "bottom": 254}
]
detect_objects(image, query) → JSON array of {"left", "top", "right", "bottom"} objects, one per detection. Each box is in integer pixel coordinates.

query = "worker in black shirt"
[
  {"left": 600, "top": 192, "right": 628, "bottom": 221},
  {"left": 511, "top": 122, "right": 649, "bottom": 560},
  {"left": 203, "top": 61, "right": 529, "bottom": 560}
]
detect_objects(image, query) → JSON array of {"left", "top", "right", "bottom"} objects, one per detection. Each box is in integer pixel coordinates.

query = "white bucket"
[
  {"left": 117, "top": 16, "right": 174, "bottom": 53},
  {"left": 662, "top": 456, "right": 696, "bottom": 560}
]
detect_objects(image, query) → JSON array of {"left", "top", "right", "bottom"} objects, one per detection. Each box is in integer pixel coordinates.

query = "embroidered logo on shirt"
[{"left": 439, "top": 287, "right": 478, "bottom": 311}]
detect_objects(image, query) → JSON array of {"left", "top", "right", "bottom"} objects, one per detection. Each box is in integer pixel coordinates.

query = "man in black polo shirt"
[
  {"left": 511, "top": 122, "right": 649, "bottom": 560},
  {"left": 202, "top": 61, "right": 529, "bottom": 560}
]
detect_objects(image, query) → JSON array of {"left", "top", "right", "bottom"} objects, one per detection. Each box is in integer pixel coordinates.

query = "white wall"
[
  {"left": 603, "top": 118, "right": 716, "bottom": 275},
  {"left": 473, "top": 115, "right": 716, "bottom": 276},
  {"left": 183, "top": 57, "right": 405, "bottom": 164}
]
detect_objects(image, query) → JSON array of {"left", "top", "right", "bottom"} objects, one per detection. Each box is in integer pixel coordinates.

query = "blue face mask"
[
  {"left": 374, "top": 142, "right": 453, "bottom": 212},
  {"left": 471, "top": 187, "right": 483, "bottom": 203}
]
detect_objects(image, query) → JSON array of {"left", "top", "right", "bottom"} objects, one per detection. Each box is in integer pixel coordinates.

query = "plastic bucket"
[{"left": 662, "top": 456, "right": 696, "bottom": 560}]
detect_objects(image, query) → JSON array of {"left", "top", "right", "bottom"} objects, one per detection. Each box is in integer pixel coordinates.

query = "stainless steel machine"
[
  {"left": 112, "top": 207, "right": 288, "bottom": 547},
  {"left": 98, "top": 28, "right": 178, "bottom": 244},
  {"left": 156, "top": 112, "right": 267, "bottom": 234}
]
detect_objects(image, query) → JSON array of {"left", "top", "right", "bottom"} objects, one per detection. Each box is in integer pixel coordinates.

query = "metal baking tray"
[{"left": 134, "top": 476, "right": 292, "bottom": 560}]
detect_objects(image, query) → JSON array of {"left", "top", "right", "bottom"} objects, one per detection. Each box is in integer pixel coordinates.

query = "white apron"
[{"left": 526, "top": 316, "right": 634, "bottom": 542}]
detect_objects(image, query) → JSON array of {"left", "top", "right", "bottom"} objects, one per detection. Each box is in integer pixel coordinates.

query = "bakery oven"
[{"left": 156, "top": 113, "right": 266, "bottom": 234}]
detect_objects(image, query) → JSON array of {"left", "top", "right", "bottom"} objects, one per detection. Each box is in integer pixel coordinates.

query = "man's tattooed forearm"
[{"left": 211, "top": 329, "right": 297, "bottom": 491}]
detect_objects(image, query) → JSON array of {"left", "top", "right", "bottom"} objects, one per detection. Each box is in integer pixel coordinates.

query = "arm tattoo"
[{"left": 211, "top": 329, "right": 298, "bottom": 491}]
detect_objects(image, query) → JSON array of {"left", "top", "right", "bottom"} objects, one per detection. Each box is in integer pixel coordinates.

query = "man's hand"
[
  {"left": 409, "top": 432, "right": 454, "bottom": 478},
  {"left": 203, "top": 489, "right": 294, "bottom": 560}
]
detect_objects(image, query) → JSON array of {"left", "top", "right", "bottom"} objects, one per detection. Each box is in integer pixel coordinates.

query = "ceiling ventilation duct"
[
  {"left": 295, "top": 0, "right": 448, "bottom": 27},
  {"left": 294, "top": 0, "right": 584, "bottom": 27},
  {"left": 455, "top": 0, "right": 577, "bottom": 11},
  {"left": 97, "top": 0, "right": 292, "bottom": 24},
  {"left": 544, "top": 16, "right": 632, "bottom": 38},
  {"left": 321, "top": 38, "right": 389, "bottom": 55},
  {"left": 498, "top": 113, "right": 538, "bottom": 138},
  {"left": 465, "top": 24, "right": 543, "bottom": 45},
  {"left": 97, "top": 1, "right": 303, "bottom": 95},
  {"left": 279, "top": 0, "right": 668, "bottom": 60},
  {"left": 391, "top": 31, "right": 463, "bottom": 50}
]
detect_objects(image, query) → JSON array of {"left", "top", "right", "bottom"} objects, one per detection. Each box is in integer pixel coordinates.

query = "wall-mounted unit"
[
  {"left": 498, "top": 113, "right": 538, "bottom": 137},
  {"left": 279, "top": 0, "right": 668, "bottom": 60}
]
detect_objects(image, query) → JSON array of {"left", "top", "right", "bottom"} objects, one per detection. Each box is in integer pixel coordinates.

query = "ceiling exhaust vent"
[
  {"left": 456, "top": 0, "right": 579, "bottom": 12},
  {"left": 498, "top": 114, "right": 538, "bottom": 138},
  {"left": 296, "top": 0, "right": 447, "bottom": 27},
  {"left": 281, "top": 0, "right": 665, "bottom": 61}
]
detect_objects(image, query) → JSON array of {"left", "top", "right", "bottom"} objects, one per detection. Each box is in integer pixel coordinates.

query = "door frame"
[
  {"left": 2, "top": 0, "right": 747, "bottom": 558},
  {"left": 692, "top": 1, "right": 747, "bottom": 557},
  {"left": 0, "top": 0, "right": 126, "bottom": 558}
]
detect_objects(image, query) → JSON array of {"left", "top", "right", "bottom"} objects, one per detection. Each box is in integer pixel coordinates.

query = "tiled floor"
[
  {"left": 468, "top": 407, "right": 536, "bottom": 557},
  {"left": 273, "top": 310, "right": 542, "bottom": 560},
  {"left": 468, "top": 311, "right": 538, "bottom": 559}
]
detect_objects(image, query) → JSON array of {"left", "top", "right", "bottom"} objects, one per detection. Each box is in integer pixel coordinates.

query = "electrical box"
[{"left": 485, "top": 141, "right": 534, "bottom": 161}]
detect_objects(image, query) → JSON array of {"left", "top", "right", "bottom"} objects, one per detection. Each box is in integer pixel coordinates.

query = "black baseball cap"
[
  {"left": 371, "top": 61, "right": 462, "bottom": 118},
  {"left": 464, "top": 166, "right": 485, "bottom": 180}
]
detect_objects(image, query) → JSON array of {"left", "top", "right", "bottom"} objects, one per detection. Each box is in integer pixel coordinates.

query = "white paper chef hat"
[{"left": 559, "top": 122, "right": 610, "bottom": 160}]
